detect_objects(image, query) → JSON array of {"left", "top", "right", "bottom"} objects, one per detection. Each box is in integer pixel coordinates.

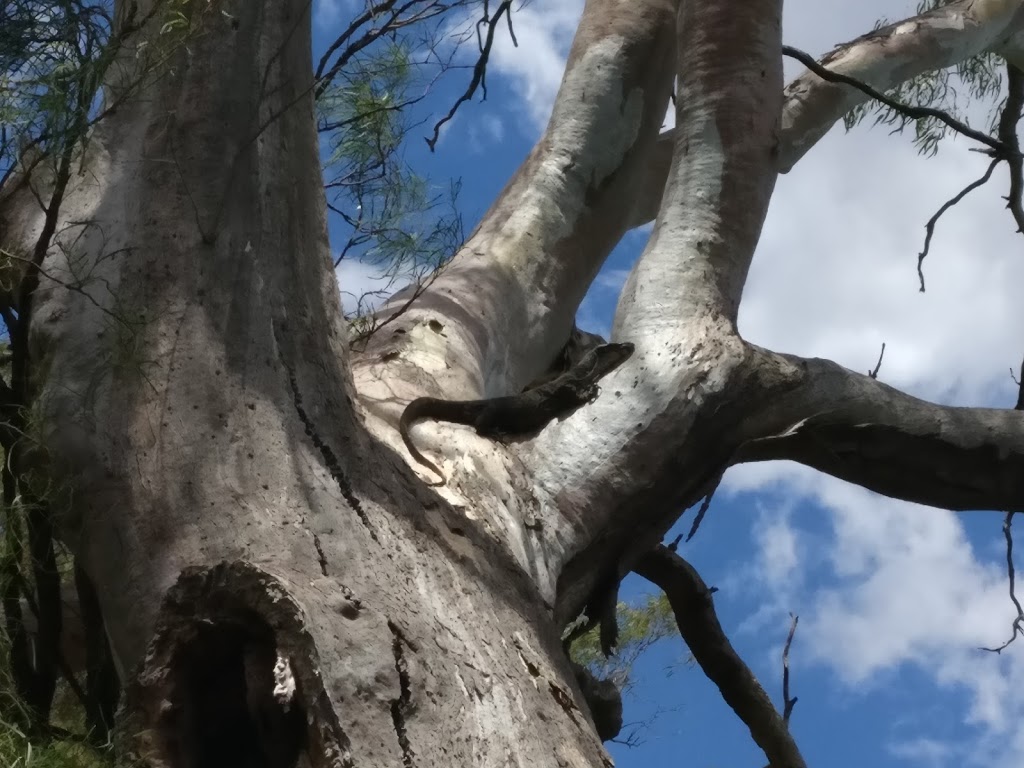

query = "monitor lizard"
[{"left": 400, "top": 341, "right": 635, "bottom": 484}]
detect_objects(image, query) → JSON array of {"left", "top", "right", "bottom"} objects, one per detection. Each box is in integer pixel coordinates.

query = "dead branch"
[
  {"left": 685, "top": 481, "right": 720, "bottom": 543},
  {"left": 997, "top": 62, "right": 1024, "bottom": 234},
  {"left": 634, "top": 545, "right": 807, "bottom": 768},
  {"left": 425, "top": 0, "right": 516, "bottom": 150},
  {"left": 314, "top": 0, "right": 461, "bottom": 98},
  {"left": 782, "top": 45, "right": 1012, "bottom": 157},
  {"left": 917, "top": 159, "right": 998, "bottom": 292},
  {"left": 785, "top": 46, "right": 1024, "bottom": 293},
  {"left": 781, "top": 614, "right": 798, "bottom": 725},
  {"left": 868, "top": 342, "right": 886, "bottom": 379},
  {"left": 1015, "top": 358, "right": 1024, "bottom": 410},
  {"left": 981, "top": 512, "right": 1024, "bottom": 653}
]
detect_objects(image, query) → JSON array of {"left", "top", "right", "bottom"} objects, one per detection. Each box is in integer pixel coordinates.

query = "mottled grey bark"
[{"left": 3, "top": 0, "right": 1023, "bottom": 765}]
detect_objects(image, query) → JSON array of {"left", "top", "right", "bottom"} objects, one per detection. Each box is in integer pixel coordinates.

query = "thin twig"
[
  {"left": 782, "top": 614, "right": 799, "bottom": 725},
  {"left": 782, "top": 45, "right": 1012, "bottom": 157},
  {"left": 1015, "top": 358, "right": 1023, "bottom": 411},
  {"left": 868, "top": 342, "right": 886, "bottom": 379},
  {"left": 981, "top": 512, "right": 1024, "bottom": 653},
  {"left": 425, "top": 0, "right": 515, "bottom": 150},
  {"left": 0, "top": 250, "right": 131, "bottom": 328},
  {"left": 916, "top": 159, "right": 998, "bottom": 291}
]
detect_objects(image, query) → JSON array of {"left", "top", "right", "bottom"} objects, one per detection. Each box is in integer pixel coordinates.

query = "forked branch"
[
  {"left": 981, "top": 512, "right": 1024, "bottom": 652},
  {"left": 627, "top": 0, "right": 1024, "bottom": 229},
  {"left": 425, "top": 0, "right": 516, "bottom": 150},
  {"left": 635, "top": 545, "right": 807, "bottom": 768},
  {"left": 783, "top": 47, "right": 1024, "bottom": 292}
]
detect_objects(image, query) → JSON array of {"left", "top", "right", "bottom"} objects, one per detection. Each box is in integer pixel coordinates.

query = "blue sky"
[{"left": 312, "top": 2, "right": 1024, "bottom": 767}]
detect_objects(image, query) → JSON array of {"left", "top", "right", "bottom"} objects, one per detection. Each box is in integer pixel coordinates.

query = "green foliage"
[
  {"left": 844, "top": 0, "right": 1005, "bottom": 156},
  {"left": 0, "top": 571, "right": 113, "bottom": 768},
  {"left": 0, "top": 1, "right": 112, "bottom": 182},
  {"left": 0, "top": 497, "right": 110, "bottom": 765},
  {"left": 0, "top": 649, "right": 113, "bottom": 767},
  {"left": 568, "top": 593, "right": 689, "bottom": 692},
  {"left": 317, "top": 37, "right": 464, "bottom": 324},
  {"left": 0, "top": 725, "right": 112, "bottom": 768},
  {"left": 0, "top": 0, "right": 205, "bottom": 191}
]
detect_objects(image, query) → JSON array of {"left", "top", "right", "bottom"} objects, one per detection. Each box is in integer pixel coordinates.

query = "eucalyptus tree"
[{"left": 2, "top": 0, "right": 1023, "bottom": 766}]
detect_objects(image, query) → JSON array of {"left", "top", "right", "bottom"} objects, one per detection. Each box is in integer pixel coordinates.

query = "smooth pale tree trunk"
[
  {"left": 5, "top": 0, "right": 676, "bottom": 764},
  {"left": 3, "top": 0, "right": 1024, "bottom": 765}
]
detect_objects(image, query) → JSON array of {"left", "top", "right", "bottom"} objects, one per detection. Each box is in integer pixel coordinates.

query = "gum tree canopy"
[{"left": 2, "top": 0, "right": 1024, "bottom": 765}]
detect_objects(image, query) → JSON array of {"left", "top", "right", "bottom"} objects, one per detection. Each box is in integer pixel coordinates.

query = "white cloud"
[
  {"left": 801, "top": 490, "right": 1007, "bottom": 679},
  {"left": 741, "top": 128, "right": 1023, "bottom": 407},
  {"left": 595, "top": 268, "right": 630, "bottom": 292},
  {"left": 887, "top": 737, "right": 956, "bottom": 768},
  {"left": 467, "top": 114, "right": 505, "bottom": 153},
  {"left": 335, "top": 258, "right": 413, "bottom": 316},
  {"left": 486, "top": 2, "right": 679, "bottom": 134},
  {"left": 752, "top": 505, "right": 801, "bottom": 588},
  {"left": 487, "top": 0, "right": 586, "bottom": 129},
  {"left": 662, "top": 84, "right": 676, "bottom": 131},
  {"left": 731, "top": 469, "right": 1024, "bottom": 767}
]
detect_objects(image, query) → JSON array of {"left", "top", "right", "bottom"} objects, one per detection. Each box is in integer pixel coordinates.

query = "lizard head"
[{"left": 591, "top": 342, "right": 635, "bottom": 378}]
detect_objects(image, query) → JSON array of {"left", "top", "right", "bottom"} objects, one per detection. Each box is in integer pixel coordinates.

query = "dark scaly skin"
[{"left": 400, "top": 342, "right": 635, "bottom": 484}]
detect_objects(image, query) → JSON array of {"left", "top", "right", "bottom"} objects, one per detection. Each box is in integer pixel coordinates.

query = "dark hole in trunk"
[{"left": 162, "top": 617, "right": 306, "bottom": 768}]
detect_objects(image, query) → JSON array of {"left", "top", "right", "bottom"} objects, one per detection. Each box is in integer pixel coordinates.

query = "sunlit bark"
[{"left": 3, "top": 0, "right": 1022, "bottom": 764}]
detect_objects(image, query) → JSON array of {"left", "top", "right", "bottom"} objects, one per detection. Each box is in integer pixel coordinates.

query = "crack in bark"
[
  {"left": 387, "top": 621, "right": 415, "bottom": 768},
  {"left": 312, "top": 533, "right": 328, "bottom": 576},
  {"left": 273, "top": 321, "right": 378, "bottom": 542},
  {"left": 548, "top": 679, "right": 583, "bottom": 729}
]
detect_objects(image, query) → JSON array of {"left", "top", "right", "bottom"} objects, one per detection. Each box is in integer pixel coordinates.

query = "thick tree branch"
[
  {"left": 635, "top": 545, "right": 807, "bottom": 768},
  {"left": 355, "top": 0, "right": 678, "bottom": 436},
  {"left": 779, "top": 0, "right": 1024, "bottom": 172},
  {"left": 736, "top": 348, "right": 1024, "bottom": 511},
  {"left": 535, "top": 0, "right": 784, "bottom": 622},
  {"left": 628, "top": 0, "right": 1024, "bottom": 229}
]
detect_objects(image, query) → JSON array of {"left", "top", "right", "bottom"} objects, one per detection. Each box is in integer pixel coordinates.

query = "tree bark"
[
  {"left": 3, "top": 0, "right": 1024, "bottom": 765},
  {"left": 10, "top": 0, "right": 634, "bottom": 764},
  {"left": 629, "top": 0, "right": 1024, "bottom": 229}
]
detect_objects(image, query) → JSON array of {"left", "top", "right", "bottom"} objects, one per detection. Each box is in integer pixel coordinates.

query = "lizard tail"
[{"left": 400, "top": 419, "right": 447, "bottom": 485}]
